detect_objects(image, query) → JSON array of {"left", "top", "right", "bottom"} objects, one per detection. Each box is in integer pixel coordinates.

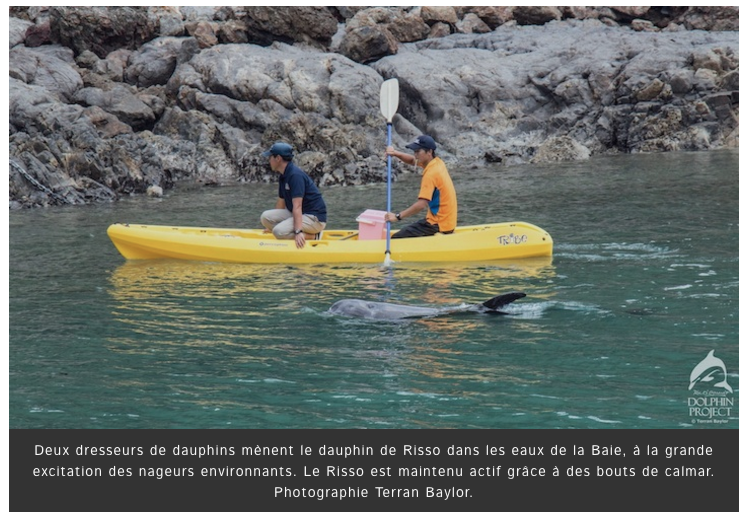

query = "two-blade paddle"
[{"left": 380, "top": 78, "right": 399, "bottom": 266}]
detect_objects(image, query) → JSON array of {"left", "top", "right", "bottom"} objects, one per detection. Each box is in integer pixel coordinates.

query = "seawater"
[{"left": 8, "top": 149, "right": 739, "bottom": 429}]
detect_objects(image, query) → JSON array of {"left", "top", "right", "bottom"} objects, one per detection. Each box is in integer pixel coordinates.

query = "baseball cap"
[
  {"left": 261, "top": 142, "right": 294, "bottom": 159},
  {"left": 405, "top": 135, "right": 437, "bottom": 151}
]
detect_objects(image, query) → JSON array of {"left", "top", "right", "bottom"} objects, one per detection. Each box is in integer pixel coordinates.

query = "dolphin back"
[
  {"left": 481, "top": 292, "right": 526, "bottom": 311},
  {"left": 329, "top": 291, "right": 527, "bottom": 320},
  {"left": 329, "top": 299, "right": 439, "bottom": 319}
]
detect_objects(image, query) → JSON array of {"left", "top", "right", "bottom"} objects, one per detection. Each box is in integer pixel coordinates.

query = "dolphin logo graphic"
[{"left": 688, "top": 350, "right": 733, "bottom": 393}]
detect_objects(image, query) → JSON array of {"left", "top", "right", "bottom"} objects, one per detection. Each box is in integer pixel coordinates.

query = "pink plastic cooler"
[{"left": 356, "top": 210, "right": 387, "bottom": 240}]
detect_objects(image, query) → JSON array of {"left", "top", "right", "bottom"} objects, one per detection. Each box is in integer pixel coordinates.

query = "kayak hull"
[{"left": 107, "top": 222, "right": 553, "bottom": 264}]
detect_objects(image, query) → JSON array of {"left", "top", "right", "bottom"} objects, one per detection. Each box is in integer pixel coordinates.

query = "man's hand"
[{"left": 295, "top": 233, "right": 306, "bottom": 249}]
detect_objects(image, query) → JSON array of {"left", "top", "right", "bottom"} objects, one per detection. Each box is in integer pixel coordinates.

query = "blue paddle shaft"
[{"left": 386, "top": 122, "right": 392, "bottom": 255}]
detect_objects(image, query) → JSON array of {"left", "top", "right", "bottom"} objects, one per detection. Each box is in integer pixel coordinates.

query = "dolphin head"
[{"left": 688, "top": 350, "right": 733, "bottom": 393}]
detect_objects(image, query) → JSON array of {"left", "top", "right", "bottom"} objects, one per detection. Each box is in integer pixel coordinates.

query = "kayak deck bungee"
[{"left": 107, "top": 222, "right": 553, "bottom": 264}]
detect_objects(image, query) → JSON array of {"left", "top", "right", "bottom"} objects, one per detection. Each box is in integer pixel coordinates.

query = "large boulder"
[
  {"left": 339, "top": 25, "right": 399, "bottom": 64},
  {"left": 338, "top": 7, "right": 434, "bottom": 63},
  {"left": 49, "top": 6, "right": 159, "bottom": 57},
  {"left": 345, "top": 7, "right": 429, "bottom": 44},
  {"left": 456, "top": 7, "right": 513, "bottom": 29},
  {"left": 73, "top": 85, "right": 156, "bottom": 131},
  {"left": 9, "top": 17, "right": 34, "bottom": 48},
  {"left": 241, "top": 7, "right": 339, "bottom": 48},
  {"left": 124, "top": 36, "right": 185, "bottom": 87},
  {"left": 513, "top": 6, "right": 562, "bottom": 25},
  {"left": 9, "top": 45, "right": 83, "bottom": 101}
]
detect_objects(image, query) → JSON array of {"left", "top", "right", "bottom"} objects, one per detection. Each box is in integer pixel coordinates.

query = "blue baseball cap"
[
  {"left": 405, "top": 135, "right": 437, "bottom": 151},
  {"left": 261, "top": 142, "right": 294, "bottom": 159}
]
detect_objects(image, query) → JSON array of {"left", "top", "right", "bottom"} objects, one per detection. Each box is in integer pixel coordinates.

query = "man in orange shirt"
[{"left": 384, "top": 135, "right": 457, "bottom": 238}]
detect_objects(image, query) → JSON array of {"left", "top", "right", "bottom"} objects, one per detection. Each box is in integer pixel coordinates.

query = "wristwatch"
[
  {"left": 396, "top": 213, "right": 402, "bottom": 221},
  {"left": 294, "top": 229, "right": 304, "bottom": 235}
]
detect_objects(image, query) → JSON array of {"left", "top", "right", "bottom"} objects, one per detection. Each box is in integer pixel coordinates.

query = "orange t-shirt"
[{"left": 418, "top": 157, "right": 457, "bottom": 232}]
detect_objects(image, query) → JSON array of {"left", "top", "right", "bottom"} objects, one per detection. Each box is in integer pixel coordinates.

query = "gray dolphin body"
[{"left": 328, "top": 292, "right": 526, "bottom": 320}]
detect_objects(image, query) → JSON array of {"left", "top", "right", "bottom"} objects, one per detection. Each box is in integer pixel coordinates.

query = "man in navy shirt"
[{"left": 260, "top": 142, "right": 327, "bottom": 249}]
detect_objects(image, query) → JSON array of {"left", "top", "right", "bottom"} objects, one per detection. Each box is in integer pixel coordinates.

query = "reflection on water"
[
  {"left": 107, "top": 257, "right": 557, "bottom": 360},
  {"left": 109, "top": 257, "right": 555, "bottom": 311},
  {"left": 111, "top": 257, "right": 555, "bottom": 295}
]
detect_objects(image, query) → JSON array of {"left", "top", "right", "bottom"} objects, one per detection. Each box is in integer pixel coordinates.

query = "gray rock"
[
  {"left": 124, "top": 37, "right": 184, "bottom": 87},
  {"left": 74, "top": 85, "right": 155, "bottom": 130},
  {"left": 345, "top": 7, "right": 429, "bottom": 44},
  {"left": 340, "top": 25, "right": 399, "bottom": 64},
  {"left": 241, "top": 7, "right": 338, "bottom": 48},
  {"left": 49, "top": 6, "right": 158, "bottom": 58},
  {"left": 428, "top": 23, "right": 452, "bottom": 39},
  {"left": 457, "top": 7, "right": 513, "bottom": 30},
  {"left": 216, "top": 20, "right": 250, "bottom": 44},
  {"left": 513, "top": 6, "right": 562, "bottom": 25},
  {"left": 421, "top": 6, "right": 458, "bottom": 26},
  {"left": 186, "top": 20, "right": 219, "bottom": 49},
  {"left": 9, "top": 17, "right": 33, "bottom": 48},
  {"left": 668, "top": 69, "right": 695, "bottom": 94},
  {"left": 91, "top": 49, "right": 131, "bottom": 83},
  {"left": 146, "top": 184, "right": 164, "bottom": 197},
  {"left": 530, "top": 136, "right": 591, "bottom": 163},
  {"left": 456, "top": 14, "right": 492, "bottom": 35},
  {"left": 25, "top": 19, "right": 53, "bottom": 47},
  {"left": 148, "top": 6, "right": 185, "bottom": 37},
  {"left": 9, "top": 46, "right": 82, "bottom": 101}
]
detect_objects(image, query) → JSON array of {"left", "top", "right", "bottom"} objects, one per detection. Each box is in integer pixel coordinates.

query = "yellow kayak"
[{"left": 107, "top": 222, "right": 553, "bottom": 264}]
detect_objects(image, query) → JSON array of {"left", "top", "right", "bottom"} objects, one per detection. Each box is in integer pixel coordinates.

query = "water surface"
[{"left": 9, "top": 149, "right": 739, "bottom": 429}]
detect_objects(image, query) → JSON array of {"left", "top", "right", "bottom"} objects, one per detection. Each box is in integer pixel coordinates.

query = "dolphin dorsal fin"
[{"left": 481, "top": 292, "right": 526, "bottom": 310}]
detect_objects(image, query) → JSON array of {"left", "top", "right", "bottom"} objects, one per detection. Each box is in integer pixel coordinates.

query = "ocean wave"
[{"left": 502, "top": 300, "right": 609, "bottom": 319}]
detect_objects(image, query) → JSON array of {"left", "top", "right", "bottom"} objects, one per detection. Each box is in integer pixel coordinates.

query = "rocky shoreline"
[{"left": 9, "top": 6, "right": 739, "bottom": 209}]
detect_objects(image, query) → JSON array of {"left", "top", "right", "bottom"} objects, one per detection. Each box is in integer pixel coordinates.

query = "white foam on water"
[
  {"left": 503, "top": 300, "right": 610, "bottom": 320},
  {"left": 587, "top": 415, "right": 622, "bottom": 424},
  {"left": 530, "top": 393, "right": 562, "bottom": 400}
]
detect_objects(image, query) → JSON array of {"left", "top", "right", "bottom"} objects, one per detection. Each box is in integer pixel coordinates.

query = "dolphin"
[
  {"left": 688, "top": 350, "right": 733, "bottom": 393},
  {"left": 328, "top": 292, "right": 526, "bottom": 320}
]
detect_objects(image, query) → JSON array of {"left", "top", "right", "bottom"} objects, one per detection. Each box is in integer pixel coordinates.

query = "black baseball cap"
[
  {"left": 405, "top": 135, "right": 437, "bottom": 151},
  {"left": 261, "top": 142, "right": 294, "bottom": 159}
]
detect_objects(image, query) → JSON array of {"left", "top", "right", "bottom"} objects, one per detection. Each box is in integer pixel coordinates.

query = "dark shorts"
[{"left": 391, "top": 219, "right": 453, "bottom": 239}]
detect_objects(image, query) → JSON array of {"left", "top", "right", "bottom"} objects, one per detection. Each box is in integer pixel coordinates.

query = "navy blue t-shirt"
[{"left": 278, "top": 162, "right": 327, "bottom": 222}]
